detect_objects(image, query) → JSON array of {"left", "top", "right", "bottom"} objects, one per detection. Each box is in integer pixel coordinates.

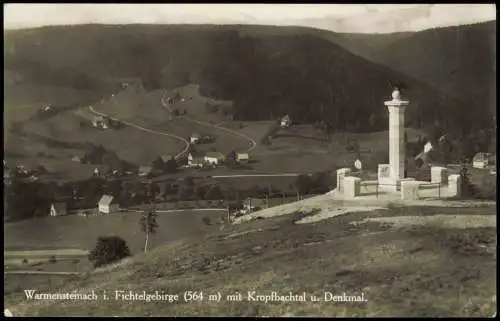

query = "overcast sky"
[{"left": 4, "top": 4, "right": 496, "bottom": 33}]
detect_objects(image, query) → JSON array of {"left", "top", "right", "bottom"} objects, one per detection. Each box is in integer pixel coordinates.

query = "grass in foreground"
[{"left": 4, "top": 205, "right": 496, "bottom": 317}]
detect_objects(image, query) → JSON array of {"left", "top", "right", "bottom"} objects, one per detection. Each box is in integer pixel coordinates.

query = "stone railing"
[
  {"left": 400, "top": 168, "right": 462, "bottom": 200},
  {"left": 335, "top": 165, "right": 462, "bottom": 200}
]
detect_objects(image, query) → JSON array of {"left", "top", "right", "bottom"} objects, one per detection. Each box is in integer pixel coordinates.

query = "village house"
[
  {"left": 92, "top": 116, "right": 109, "bottom": 129},
  {"left": 190, "top": 133, "right": 201, "bottom": 144},
  {"left": 473, "top": 152, "right": 496, "bottom": 169},
  {"left": 98, "top": 195, "right": 119, "bottom": 214},
  {"left": 205, "top": 151, "right": 226, "bottom": 165},
  {"left": 187, "top": 152, "right": 205, "bottom": 168},
  {"left": 50, "top": 202, "right": 67, "bottom": 217},
  {"left": 138, "top": 166, "right": 153, "bottom": 177},
  {"left": 280, "top": 114, "right": 292, "bottom": 128},
  {"left": 236, "top": 153, "right": 250, "bottom": 163}
]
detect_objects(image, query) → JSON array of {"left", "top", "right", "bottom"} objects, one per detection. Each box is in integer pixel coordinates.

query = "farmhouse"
[
  {"left": 98, "top": 195, "right": 119, "bottom": 214},
  {"left": 138, "top": 166, "right": 153, "bottom": 177},
  {"left": 473, "top": 152, "right": 495, "bottom": 169},
  {"left": 205, "top": 151, "right": 226, "bottom": 165},
  {"left": 92, "top": 116, "right": 109, "bottom": 129},
  {"left": 280, "top": 114, "right": 291, "bottom": 128},
  {"left": 50, "top": 202, "right": 67, "bottom": 217},
  {"left": 236, "top": 153, "right": 250, "bottom": 163},
  {"left": 190, "top": 133, "right": 201, "bottom": 144},
  {"left": 188, "top": 152, "right": 205, "bottom": 168}
]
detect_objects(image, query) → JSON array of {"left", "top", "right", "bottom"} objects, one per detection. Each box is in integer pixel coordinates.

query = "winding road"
[
  {"left": 88, "top": 105, "right": 190, "bottom": 160},
  {"left": 160, "top": 91, "right": 257, "bottom": 153},
  {"left": 88, "top": 88, "right": 257, "bottom": 162}
]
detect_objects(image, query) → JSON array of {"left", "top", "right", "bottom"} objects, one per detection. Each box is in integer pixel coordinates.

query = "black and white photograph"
[{"left": 3, "top": 3, "right": 496, "bottom": 317}]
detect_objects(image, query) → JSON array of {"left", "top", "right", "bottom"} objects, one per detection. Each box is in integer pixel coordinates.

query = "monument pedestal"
[{"left": 379, "top": 177, "right": 416, "bottom": 192}]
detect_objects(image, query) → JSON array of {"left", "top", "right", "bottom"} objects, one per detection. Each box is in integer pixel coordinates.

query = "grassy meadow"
[
  {"left": 4, "top": 209, "right": 227, "bottom": 254},
  {"left": 4, "top": 203, "right": 496, "bottom": 317}
]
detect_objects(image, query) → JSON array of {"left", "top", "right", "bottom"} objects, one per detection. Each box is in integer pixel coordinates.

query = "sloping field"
[
  {"left": 4, "top": 197, "right": 496, "bottom": 317},
  {"left": 21, "top": 110, "right": 185, "bottom": 166},
  {"left": 4, "top": 83, "right": 102, "bottom": 130},
  {"left": 4, "top": 210, "right": 227, "bottom": 254}
]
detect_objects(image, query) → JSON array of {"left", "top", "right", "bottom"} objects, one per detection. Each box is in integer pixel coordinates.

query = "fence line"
[{"left": 417, "top": 182, "right": 443, "bottom": 199}]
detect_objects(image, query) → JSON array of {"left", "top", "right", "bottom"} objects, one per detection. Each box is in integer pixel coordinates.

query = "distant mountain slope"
[
  {"left": 3, "top": 24, "right": 481, "bottom": 137},
  {"left": 331, "top": 21, "right": 496, "bottom": 121}
]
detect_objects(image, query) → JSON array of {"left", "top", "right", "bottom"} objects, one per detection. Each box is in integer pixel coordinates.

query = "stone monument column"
[{"left": 384, "top": 88, "right": 410, "bottom": 187}]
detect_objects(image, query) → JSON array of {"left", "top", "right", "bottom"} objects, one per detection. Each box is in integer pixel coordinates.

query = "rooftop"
[
  {"left": 98, "top": 195, "right": 115, "bottom": 206},
  {"left": 205, "top": 151, "right": 225, "bottom": 159}
]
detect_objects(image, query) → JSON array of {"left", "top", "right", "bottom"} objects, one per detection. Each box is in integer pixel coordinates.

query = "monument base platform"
[{"left": 378, "top": 177, "right": 415, "bottom": 192}]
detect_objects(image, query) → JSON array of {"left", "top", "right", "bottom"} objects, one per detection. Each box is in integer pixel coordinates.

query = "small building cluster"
[
  {"left": 189, "top": 133, "right": 215, "bottom": 145},
  {"left": 187, "top": 151, "right": 226, "bottom": 168},
  {"left": 92, "top": 116, "right": 109, "bottom": 130},
  {"left": 49, "top": 193, "right": 120, "bottom": 218}
]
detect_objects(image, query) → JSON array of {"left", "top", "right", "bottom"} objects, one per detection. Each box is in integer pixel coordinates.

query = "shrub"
[
  {"left": 49, "top": 255, "right": 57, "bottom": 263},
  {"left": 202, "top": 216, "right": 211, "bottom": 225},
  {"left": 473, "top": 174, "right": 497, "bottom": 200},
  {"left": 22, "top": 258, "right": 28, "bottom": 264},
  {"left": 459, "top": 164, "right": 478, "bottom": 198},
  {"left": 88, "top": 236, "right": 131, "bottom": 268}
]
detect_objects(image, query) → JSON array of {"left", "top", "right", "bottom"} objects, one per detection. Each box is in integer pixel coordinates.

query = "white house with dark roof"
[
  {"left": 205, "top": 151, "right": 226, "bottom": 165},
  {"left": 98, "top": 195, "right": 119, "bottom": 214},
  {"left": 190, "top": 133, "right": 201, "bottom": 144},
  {"left": 50, "top": 202, "right": 67, "bottom": 217},
  {"left": 236, "top": 153, "right": 250, "bottom": 163},
  {"left": 188, "top": 152, "right": 205, "bottom": 168}
]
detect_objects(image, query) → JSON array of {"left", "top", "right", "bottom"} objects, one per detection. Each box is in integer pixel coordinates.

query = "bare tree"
[{"left": 139, "top": 203, "right": 159, "bottom": 253}]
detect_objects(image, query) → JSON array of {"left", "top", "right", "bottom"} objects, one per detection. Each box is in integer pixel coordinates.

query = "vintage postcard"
[{"left": 3, "top": 3, "right": 496, "bottom": 317}]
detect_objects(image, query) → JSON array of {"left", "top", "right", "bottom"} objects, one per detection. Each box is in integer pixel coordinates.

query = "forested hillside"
[{"left": 4, "top": 24, "right": 492, "bottom": 138}]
